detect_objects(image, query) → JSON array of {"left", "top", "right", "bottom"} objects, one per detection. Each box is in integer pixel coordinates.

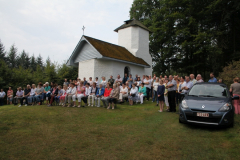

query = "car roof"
[{"left": 193, "top": 82, "right": 227, "bottom": 87}]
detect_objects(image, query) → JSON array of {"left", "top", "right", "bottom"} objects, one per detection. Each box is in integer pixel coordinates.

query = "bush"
[{"left": 218, "top": 60, "right": 240, "bottom": 87}]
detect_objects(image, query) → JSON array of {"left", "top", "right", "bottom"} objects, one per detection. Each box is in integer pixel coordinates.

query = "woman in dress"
[
  {"left": 157, "top": 80, "right": 165, "bottom": 112},
  {"left": 128, "top": 83, "right": 138, "bottom": 105},
  {"left": 230, "top": 78, "right": 240, "bottom": 114}
]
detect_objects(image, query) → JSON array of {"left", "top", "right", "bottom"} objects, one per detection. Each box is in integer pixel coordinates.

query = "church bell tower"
[{"left": 114, "top": 19, "right": 152, "bottom": 75}]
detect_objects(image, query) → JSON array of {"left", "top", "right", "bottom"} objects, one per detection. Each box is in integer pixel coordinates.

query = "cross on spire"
[{"left": 82, "top": 26, "right": 85, "bottom": 35}]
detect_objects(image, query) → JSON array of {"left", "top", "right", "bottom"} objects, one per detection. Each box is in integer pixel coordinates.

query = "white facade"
[
  {"left": 78, "top": 59, "right": 95, "bottom": 79},
  {"left": 118, "top": 26, "right": 152, "bottom": 75},
  {"left": 78, "top": 59, "right": 146, "bottom": 80}
]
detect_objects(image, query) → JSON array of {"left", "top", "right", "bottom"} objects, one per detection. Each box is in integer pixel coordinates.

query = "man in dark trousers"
[{"left": 166, "top": 75, "right": 177, "bottom": 112}]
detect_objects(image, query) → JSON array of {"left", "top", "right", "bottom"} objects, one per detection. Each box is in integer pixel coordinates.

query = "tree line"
[
  {"left": 0, "top": 39, "right": 78, "bottom": 91},
  {"left": 130, "top": 0, "right": 240, "bottom": 80}
]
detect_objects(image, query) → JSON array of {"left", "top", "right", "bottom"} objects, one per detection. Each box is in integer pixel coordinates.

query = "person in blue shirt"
[
  {"left": 95, "top": 84, "right": 105, "bottom": 107},
  {"left": 208, "top": 72, "right": 217, "bottom": 82}
]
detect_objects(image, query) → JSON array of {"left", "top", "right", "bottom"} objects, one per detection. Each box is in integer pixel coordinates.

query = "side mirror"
[{"left": 232, "top": 96, "right": 239, "bottom": 100}]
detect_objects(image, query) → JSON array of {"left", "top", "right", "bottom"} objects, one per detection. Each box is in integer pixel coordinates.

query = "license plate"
[{"left": 197, "top": 113, "right": 209, "bottom": 117}]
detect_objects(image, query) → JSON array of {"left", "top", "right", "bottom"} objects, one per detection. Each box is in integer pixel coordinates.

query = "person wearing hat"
[{"left": 138, "top": 83, "right": 147, "bottom": 104}]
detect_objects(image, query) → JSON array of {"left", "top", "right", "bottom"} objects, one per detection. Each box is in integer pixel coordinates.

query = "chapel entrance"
[{"left": 124, "top": 66, "right": 130, "bottom": 77}]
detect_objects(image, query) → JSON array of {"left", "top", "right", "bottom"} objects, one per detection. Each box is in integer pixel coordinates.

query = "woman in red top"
[
  {"left": 73, "top": 81, "right": 85, "bottom": 108},
  {"left": 101, "top": 83, "right": 112, "bottom": 108}
]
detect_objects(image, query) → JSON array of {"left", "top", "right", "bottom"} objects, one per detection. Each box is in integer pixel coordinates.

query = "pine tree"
[
  {"left": 37, "top": 54, "right": 43, "bottom": 68},
  {"left": 0, "top": 39, "right": 6, "bottom": 60},
  {"left": 7, "top": 44, "right": 18, "bottom": 68},
  {"left": 18, "top": 50, "right": 27, "bottom": 68},
  {"left": 25, "top": 53, "right": 30, "bottom": 69},
  {"left": 30, "top": 54, "right": 37, "bottom": 71}
]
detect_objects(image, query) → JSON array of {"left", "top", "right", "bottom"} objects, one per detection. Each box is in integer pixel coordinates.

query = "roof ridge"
[
  {"left": 114, "top": 19, "right": 152, "bottom": 33},
  {"left": 83, "top": 35, "right": 126, "bottom": 49}
]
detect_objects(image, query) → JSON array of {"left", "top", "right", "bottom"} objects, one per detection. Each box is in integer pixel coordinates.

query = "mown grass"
[{"left": 0, "top": 101, "right": 240, "bottom": 160}]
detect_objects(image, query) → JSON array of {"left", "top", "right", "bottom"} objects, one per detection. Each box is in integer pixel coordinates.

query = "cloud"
[{"left": 0, "top": 0, "right": 133, "bottom": 64}]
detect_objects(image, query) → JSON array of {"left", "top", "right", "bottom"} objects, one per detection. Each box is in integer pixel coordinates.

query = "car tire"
[
  {"left": 179, "top": 118, "right": 182, "bottom": 123},
  {"left": 229, "top": 121, "right": 234, "bottom": 128}
]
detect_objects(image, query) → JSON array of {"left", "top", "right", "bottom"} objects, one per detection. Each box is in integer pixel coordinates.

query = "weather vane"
[{"left": 82, "top": 26, "right": 85, "bottom": 35}]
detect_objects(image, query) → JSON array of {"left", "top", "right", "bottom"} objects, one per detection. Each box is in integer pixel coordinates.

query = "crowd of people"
[{"left": 0, "top": 72, "right": 239, "bottom": 113}]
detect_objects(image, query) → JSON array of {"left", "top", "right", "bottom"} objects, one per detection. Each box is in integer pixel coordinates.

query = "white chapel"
[{"left": 67, "top": 19, "right": 152, "bottom": 79}]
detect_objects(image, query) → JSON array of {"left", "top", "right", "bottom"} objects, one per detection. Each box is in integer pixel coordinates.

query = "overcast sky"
[{"left": 0, "top": 0, "right": 133, "bottom": 64}]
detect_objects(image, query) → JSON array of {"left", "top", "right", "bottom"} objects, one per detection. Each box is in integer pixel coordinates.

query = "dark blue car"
[{"left": 179, "top": 83, "right": 239, "bottom": 127}]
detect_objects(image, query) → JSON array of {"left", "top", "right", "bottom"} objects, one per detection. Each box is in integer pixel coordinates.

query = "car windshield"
[{"left": 188, "top": 84, "right": 228, "bottom": 98}]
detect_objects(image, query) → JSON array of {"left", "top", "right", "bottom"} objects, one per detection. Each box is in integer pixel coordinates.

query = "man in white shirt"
[
  {"left": 82, "top": 83, "right": 91, "bottom": 106},
  {"left": 166, "top": 75, "right": 177, "bottom": 112},
  {"left": 190, "top": 74, "right": 197, "bottom": 84},
  {"left": 115, "top": 75, "right": 122, "bottom": 84},
  {"left": 181, "top": 76, "right": 193, "bottom": 93},
  {"left": 0, "top": 89, "right": 6, "bottom": 106},
  {"left": 144, "top": 76, "right": 151, "bottom": 101}
]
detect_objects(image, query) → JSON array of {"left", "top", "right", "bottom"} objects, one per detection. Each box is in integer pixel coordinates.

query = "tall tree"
[
  {"left": 0, "top": 39, "right": 6, "bottom": 60},
  {"left": 37, "top": 54, "right": 43, "bottom": 68},
  {"left": 7, "top": 44, "right": 18, "bottom": 68},
  {"left": 44, "top": 57, "right": 58, "bottom": 83},
  {"left": 18, "top": 50, "right": 27, "bottom": 68},
  {"left": 130, "top": 0, "right": 240, "bottom": 79},
  {"left": 30, "top": 54, "right": 37, "bottom": 71}
]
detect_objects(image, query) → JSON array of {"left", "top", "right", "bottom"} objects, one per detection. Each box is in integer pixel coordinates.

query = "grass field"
[{"left": 0, "top": 101, "right": 240, "bottom": 160}]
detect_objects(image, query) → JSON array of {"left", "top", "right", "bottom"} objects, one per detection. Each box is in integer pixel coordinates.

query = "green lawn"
[{"left": 0, "top": 101, "right": 240, "bottom": 160}]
